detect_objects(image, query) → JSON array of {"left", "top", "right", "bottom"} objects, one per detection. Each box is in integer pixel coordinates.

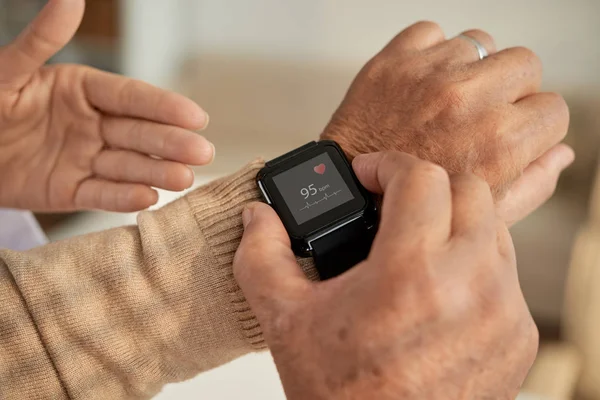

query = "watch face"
[
  {"left": 272, "top": 153, "right": 355, "bottom": 225},
  {"left": 259, "top": 142, "right": 369, "bottom": 239}
]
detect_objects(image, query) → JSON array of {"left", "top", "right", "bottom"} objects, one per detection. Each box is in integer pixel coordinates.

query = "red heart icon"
[{"left": 314, "top": 164, "right": 326, "bottom": 175}]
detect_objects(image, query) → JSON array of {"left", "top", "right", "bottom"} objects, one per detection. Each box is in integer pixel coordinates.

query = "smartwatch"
[{"left": 256, "top": 141, "right": 378, "bottom": 280}]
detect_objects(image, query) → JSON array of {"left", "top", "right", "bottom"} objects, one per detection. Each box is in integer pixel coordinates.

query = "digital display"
[{"left": 272, "top": 153, "right": 355, "bottom": 225}]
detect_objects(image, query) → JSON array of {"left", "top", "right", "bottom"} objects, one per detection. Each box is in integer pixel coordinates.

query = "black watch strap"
[{"left": 311, "top": 217, "right": 376, "bottom": 280}]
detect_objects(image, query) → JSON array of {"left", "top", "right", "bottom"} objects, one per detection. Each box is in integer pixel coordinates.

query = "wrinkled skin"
[
  {"left": 0, "top": 0, "right": 214, "bottom": 212},
  {"left": 234, "top": 151, "right": 539, "bottom": 400},
  {"left": 322, "top": 22, "right": 571, "bottom": 224}
]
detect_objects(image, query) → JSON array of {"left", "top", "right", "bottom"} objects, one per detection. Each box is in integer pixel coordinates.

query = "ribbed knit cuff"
[
  {"left": 186, "top": 159, "right": 319, "bottom": 350},
  {"left": 186, "top": 159, "right": 268, "bottom": 349}
]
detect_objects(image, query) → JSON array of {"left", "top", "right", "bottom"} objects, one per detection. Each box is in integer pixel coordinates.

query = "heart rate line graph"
[{"left": 299, "top": 190, "right": 343, "bottom": 212}]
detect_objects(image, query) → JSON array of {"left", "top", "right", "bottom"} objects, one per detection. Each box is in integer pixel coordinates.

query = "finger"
[
  {"left": 74, "top": 179, "right": 159, "bottom": 212},
  {"left": 0, "top": 0, "right": 85, "bottom": 87},
  {"left": 233, "top": 203, "right": 310, "bottom": 312},
  {"left": 93, "top": 150, "right": 195, "bottom": 192},
  {"left": 433, "top": 29, "right": 497, "bottom": 64},
  {"left": 449, "top": 174, "right": 496, "bottom": 241},
  {"left": 460, "top": 29, "right": 498, "bottom": 56},
  {"left": 83, "top": 69, "right": 209, "bottom": 130},
  {"left": 100, "top": 117, "right": 215, "bottom": 165},
  {"left": 497, "top": 144, "right": 575, "bottom": 227},
  {"left": 352, "top": 152, "right": 417, "bottom": 194},
  {"left": 382, "top": 21, "right": 446, "bottom": 53},
  {"left": 510, "top": 92, "right": 570, "bottom": 165},
  {"left": 353, "top": 152, "right": 452, "bottom": 246},
  {"left": 469, "top": 47, "right": 543, "bottom": 103}
]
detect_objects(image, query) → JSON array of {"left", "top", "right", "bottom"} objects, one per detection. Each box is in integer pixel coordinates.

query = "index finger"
[
  {"left": 353, "top": 152, "right": 452, "bottom": 248},
  {"left": 83, "top": 69, "right": 209, "bottom": 130}
]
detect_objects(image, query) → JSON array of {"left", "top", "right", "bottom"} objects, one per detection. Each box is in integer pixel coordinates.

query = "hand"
[
  {"left": 321, "top": 21, "right": 572, "bottom": 224},
  {"left": 234, "top": 152, "right": 539, "bottom": 400},
  {"left": 0, "top": 0, "right": 214, "bottom": 212}
]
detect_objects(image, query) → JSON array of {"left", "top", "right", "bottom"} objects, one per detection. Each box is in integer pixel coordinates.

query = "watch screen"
[{"left": 272, "top": 153, "right": 355, "bottom": 225}]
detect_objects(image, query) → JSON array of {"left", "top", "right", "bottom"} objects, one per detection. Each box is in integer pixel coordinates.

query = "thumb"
[
  {"left": 0, "top": 0, "right": 85, "bottom": 87},
  {"left": 233, "top": 202, "right": 309, "bottom": 310},
  {"left": 497, "top": 143, "right": 575, "bottom": 227}
]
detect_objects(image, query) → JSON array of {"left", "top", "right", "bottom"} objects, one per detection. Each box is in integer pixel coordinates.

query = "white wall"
[
  {"left": 189, "top": 0, "right": 600, "bottom": 88},
  {"left": 120, "top": 0, "right": 195, "bottom": 87},
  {"left": 122, "top": 0, "right": 600, "bottom": 89}
]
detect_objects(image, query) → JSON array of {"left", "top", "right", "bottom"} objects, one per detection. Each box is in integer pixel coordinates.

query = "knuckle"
[
  {"left": 391, "top": 21, "right": 444, "bottom": 53},
  {"left": 528, "top": 93, "right": 570, "bottom": 145},
  {"left": 362, "top": 55, "right": 389, "bottom": 81},
  {"left": 412, "top": 20, "right": 444, "bottom": 34},
  {"left": 28, "top": 24, "right": 65, "bottom": 49},
  {"left": 511, "top": 46, "right": 537, "bottom": 60},
  {"left": 463, "top": 28, "right": 492, "bottom": 39},
  {"left": 158, "top": 128, "right": 175, "bottom": 153},
  {"left": 526, "top": 319, "right": 541, "bottom": 361},
  {"left": 513, "top": 308, "right": 540, "bottom": 366},
  {"left": 510, "top": 46, "right": 542, "bottom": 70},
  {"left": 119, "top": 79, "right": 137, "bottom": 108}
]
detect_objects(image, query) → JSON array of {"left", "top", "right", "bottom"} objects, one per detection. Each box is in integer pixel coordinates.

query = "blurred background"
[{"left": 2, "top": 1, "right": 600, "bottom": 399}]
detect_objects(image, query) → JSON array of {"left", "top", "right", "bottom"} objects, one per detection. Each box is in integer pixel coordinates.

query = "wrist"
[{"left": 320, "top": 121, "right": 374, "bottom": 161}]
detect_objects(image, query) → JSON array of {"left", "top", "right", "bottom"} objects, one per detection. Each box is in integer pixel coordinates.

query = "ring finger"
[
  {"left": 431, "top": 29, "right": 498, "bottom": 64},
  {"left": 93, "top": 149, "right": 195, "bottom": 192},
  {"left": 101, "top": 117, "right": 215, "bottom": 166}
]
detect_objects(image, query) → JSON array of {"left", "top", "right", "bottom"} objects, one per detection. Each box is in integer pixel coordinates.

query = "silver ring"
[{"left": 457, "top": 34, "right": 488, "bottom": 60}]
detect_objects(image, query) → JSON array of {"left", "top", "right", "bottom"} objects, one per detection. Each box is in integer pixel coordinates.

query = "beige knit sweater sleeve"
[{"left": 0, "top": 160, "right": 313, "bottom": 400}]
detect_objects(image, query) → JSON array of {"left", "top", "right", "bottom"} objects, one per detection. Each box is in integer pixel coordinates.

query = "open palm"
[{"left": 0, "top": 0, "right": 214, "bottom": 212}]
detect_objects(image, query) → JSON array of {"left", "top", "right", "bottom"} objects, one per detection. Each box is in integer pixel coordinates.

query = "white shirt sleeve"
[{"left": 0, "top": 209, "right": 48, "bottom": 251}]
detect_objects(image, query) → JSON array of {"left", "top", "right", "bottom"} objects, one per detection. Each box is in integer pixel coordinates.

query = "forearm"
[{"left": 0, "top": 160, "right": 267, "bottom": 399}]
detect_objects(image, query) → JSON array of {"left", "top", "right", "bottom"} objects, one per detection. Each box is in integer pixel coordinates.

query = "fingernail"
[
  {"left": 200, "top": 112, "right": 210, "bottom": 131},
  {"left": 352, "top": 153, "right": 376, "bottom": 173},
  {"left": 209, "top": 142, "right": 216, "bottom": 164},
  {"left": 352, "top": 154, "right": 366, "bottom": 170},
  {"left": 353, "top": 154, "right": 368, "bottom": 163},
  {"left": 242, "top": 206, "right": 254, "bottom": 228},
  {"left": 184, "top": 167, "right": 195, "bottom": 186},
  {"left": 353, "top": 152, "right": 379, "bottom": 166}
]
